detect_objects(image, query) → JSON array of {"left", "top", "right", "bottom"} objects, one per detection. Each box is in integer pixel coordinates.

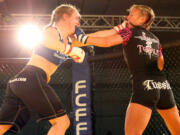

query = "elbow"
[
  {"left": 158, "top": 57, "right": 164, "bottom": 71},
  {"left": 158, "top": 62, "right": 164, "bottom": 71},
  {"left": 158, "top": 65, "right": 164, "bottom": 71}
]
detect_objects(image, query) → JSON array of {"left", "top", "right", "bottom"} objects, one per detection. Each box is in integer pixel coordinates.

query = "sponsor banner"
[{"left": 72, "top": 54, "right": 92, "bottom": 135}]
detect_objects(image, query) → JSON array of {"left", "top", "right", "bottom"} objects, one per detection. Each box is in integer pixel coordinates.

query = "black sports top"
[{"left": 119, "top": 27, "right": 162, "bottom": 76}]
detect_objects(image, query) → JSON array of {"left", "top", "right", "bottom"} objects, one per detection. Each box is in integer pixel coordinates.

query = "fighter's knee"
[
  {"left": 57, "top": 117, "right": 70, "bottom": 130},
  {"left": 50, "top": 115, "right": 70, "bottom": 129},
  {"left": 0, "top": 125, "right": 12, "bottom": 135},
  {"left": 62, "top": 117, "right": 70, "bottom": 129}
]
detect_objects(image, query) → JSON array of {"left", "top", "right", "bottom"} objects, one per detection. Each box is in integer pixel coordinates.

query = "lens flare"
[{"left": 18, "top": 24, "right": 42, "bottom": 48}]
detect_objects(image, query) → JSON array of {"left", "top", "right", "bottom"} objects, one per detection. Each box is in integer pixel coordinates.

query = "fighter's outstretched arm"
[
  {"left": 72, "top": 21, "right": 128, "bottom": 47},
  {"left": 72, "top": 29, "right": 120, "bottom": 47},
  {"left": 87, "top": 29, "right": 117, "bottom": 37},
  {"left": 86, "top": 34, "right": 123, "bottom": 47},
  {"left": 42, "top": 27, "right": 85, "bottom": 63},
  {"left": 74, "top": 26, "right": 131, "bottom": 47}
]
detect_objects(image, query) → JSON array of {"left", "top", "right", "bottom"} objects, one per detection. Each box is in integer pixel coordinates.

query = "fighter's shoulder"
[
  {"left": 41, "top": 26, "right": 61, "bottom": 49},
  {"left": 43, "top": 26, "right": 59, "bottom": 38},
  {"left": 151, "top": 32, "right": 159, "bottom": 40},
  {"left": 148, "top": 30, "right": 160, "bottom": 42}
]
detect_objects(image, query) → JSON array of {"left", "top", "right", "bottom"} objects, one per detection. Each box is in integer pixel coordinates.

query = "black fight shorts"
[
  {"left": 0, "top": 65, "right": 66, "bottom": 133},
  {"left": 130, "top": 74, "right": 176, "bottom": 110}
]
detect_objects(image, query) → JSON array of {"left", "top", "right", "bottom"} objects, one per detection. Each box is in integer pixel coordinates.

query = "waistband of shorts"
[
  {"left": 131, "top": 72, "right": 165, "bottom": 79},
  {"left": 22, "top": 65, "right": 47, "bottom": 81}
]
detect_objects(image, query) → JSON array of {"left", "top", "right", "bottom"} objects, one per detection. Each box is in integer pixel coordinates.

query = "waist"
[
  {"left": 128, "top": 65, "right": 163, "bottom": 75},
  {"left": 34, "top": 45, "right": 69, "bottom": 66},
  {"left": 21, "top": 65, "right": 47, "bottom": 81},
  {"left": 131, "top": 71, "right": 165, "bottom": 79},
  {"left": 27, "top": 54, "right": 58, "bottom": 82}
]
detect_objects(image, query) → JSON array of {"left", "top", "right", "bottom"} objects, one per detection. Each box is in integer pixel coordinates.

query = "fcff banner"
[{"left": 72, "top": 54, "right": 92, "bottom": 135}]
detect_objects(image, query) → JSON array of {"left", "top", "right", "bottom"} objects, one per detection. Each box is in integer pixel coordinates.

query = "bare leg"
[
  {"left": 48, "top": 114, "right": 70, "bottom": 135},
  {"left": 157, "top": 106, "right": 180, "bottom": 135},
  {"left": 125, "top": 103, "right": 152, "bottom": 135},
  {"left": 0, "top": 125, "right": 12, "bottom": 135}
]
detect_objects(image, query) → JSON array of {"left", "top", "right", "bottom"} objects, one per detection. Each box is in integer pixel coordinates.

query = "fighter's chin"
[
  {"left": 69, "top": 31, "right": 74, "bottom": 36},
  {"left": 70, "top": 27, "right": 76, "bottom": 34},
  {"left": 68, "top": 29, "right": 75, "bottom": 35}
]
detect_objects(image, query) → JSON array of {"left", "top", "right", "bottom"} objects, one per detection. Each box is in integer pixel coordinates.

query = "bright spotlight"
[{"left": 18, "top": 24, "right": 42, "bottom": 48}]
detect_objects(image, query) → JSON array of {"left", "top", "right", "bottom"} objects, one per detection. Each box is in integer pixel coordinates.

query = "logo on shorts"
[
  {"left": 9, "top": 78, "right": 27, "bottom": 83},
  {"left": 143, "top": 80, "right": 171, "bottom": 91}
]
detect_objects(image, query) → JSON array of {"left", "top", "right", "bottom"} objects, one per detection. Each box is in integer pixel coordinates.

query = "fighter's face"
[
  {"left": 127, "top": 8, "right": 148, "bottom": 27},
  {"left": 66, "top": 11, "right": 80, "bottom": 35}
]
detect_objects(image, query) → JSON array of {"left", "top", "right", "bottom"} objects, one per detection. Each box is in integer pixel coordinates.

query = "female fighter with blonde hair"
[
  {"left": 0, "top": 4, "right": 84, "bottom": 135},
  {"left": 75, "top": 4, "right": 180, "bottom": 135}
]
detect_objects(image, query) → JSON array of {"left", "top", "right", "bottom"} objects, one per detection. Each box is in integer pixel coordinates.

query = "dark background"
[
  {"left": 1, "top": 0, "right": 180, "bottom": 15},
  {"left": 0, "top": 0, "right": 180, "bottom": 58},
  {"left": 0, "top": 0, "right": 179, "bottom": 135}
]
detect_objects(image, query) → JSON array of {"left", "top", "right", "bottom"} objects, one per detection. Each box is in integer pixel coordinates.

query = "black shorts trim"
[
  {"left": 0, "top": 121, "right": 20, "bottom": 134},
  {"left": 0, "top": 65, "right": 67, "bottom": 133},
  {"left": 130, "top": 75, "right": 176, "bottom": 110},
  {"left": 37, "top": 111, "right": 67, "bottom": 123},
  {"left": 36, "top": 73, "right": 57, "bottom": 116},
  {"left": 130, "top": 101, "right": 154, "bottom": 110},
  {"left": 157, "top": 104, "right": 176, "bottom": 110},
  {"left": 36, "top": 72, "right": 67, "bottom": 122},
  {"left": 130, "top": 97, "right": 176, "bottom": 110}
]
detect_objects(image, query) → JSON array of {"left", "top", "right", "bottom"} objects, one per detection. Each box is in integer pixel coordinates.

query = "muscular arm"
[
  {"left": 86, "top": 33, "right": 124, "bottom": 47},
  {"left": 74, "top": 26, "right": 131, "bottom": 47},
  {"left": 41, "top": 27, "right": 65, "bottom": 52},
  {"left": 158, "top": 45, "right": 164, "bottom": 71},
  {"left": 86, "top": 29, "right": 124, "bottom": 47},
  {"left": 70, "top": 35, "right": 90, "bottom": 47},
  {"left": 34, "top": 27, "right": 85, "bottom": 63},
  {"left": 87, "top": 29, "right": 117, "bottom": 37},
  {"left": 158, "top": 54, "right": 164, "bottom": 71},
  {"left": 72, "top": 32, "right": 123, "bottom": 48},
  {"left": 72, "top": 29, "right": 118, "bottom": 47}
]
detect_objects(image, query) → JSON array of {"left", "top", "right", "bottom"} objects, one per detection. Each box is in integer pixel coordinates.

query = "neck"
[
  {"left": 55, "top": 22, "right": 69, "bottom": 42},
  {"left": 127, "top": 21, "right": 136, "bottom": 29}
]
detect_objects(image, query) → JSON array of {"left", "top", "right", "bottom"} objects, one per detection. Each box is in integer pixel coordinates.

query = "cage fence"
[{"left": 0, "top": 45, "right": 179, "bottom": 135}]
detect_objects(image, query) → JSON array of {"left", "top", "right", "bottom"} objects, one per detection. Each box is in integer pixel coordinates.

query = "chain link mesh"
[{"left": 0, "top": 46, "right": 179, "bottom": 135}]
